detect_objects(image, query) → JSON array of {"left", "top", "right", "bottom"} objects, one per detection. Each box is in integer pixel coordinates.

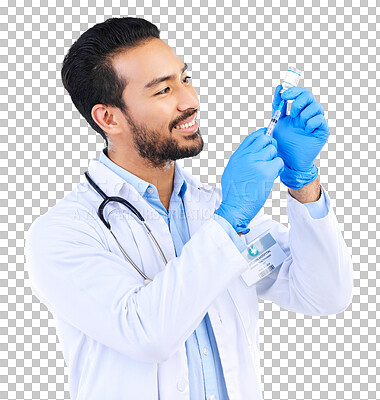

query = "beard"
[{"left": 122, "top": 110, "right": 204, "bottom": 168}]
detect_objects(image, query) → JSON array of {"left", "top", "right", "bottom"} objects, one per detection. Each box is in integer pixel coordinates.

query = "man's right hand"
[{"left": 214, "top": 128, "right": 284, "bottom": 234}]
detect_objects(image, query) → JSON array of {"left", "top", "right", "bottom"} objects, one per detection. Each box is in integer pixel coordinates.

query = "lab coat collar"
[
  {"left": 87, "top": 157, "right": 218, "bottom": 233},
  {"left": 98, "top": 148, "right": 188, "bottom": 201},
  {"left": 86, "top": 157, "right": 218, "bottom": 264},
  {"left": 87, "top": 157, "right": 203, "bottom": 201},
  {"left": 87, "top": 156, "right": 215, "bottom": 228}
]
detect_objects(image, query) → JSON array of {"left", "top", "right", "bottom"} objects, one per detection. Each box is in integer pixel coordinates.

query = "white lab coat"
[{"left": 25, "top": 158, "right": 353, "bottom": 400}]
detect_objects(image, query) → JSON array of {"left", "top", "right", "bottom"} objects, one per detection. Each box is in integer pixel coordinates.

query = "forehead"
[{"left": 111, "top": 38, "right": 184, "bottom": 89}]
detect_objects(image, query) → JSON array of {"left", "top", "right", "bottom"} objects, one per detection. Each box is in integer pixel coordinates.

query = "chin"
[{"left": 183, "top": 127, "right": 201, "bottom": 140}]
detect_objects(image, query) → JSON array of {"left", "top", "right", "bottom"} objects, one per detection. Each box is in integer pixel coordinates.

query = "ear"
[{"left": 91, "top": 104, "right": 122, "bottom": 133}]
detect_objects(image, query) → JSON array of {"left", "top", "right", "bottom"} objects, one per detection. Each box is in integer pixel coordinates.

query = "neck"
[{"left": 106, "top": 147, "right": 175, "bottom": 211}]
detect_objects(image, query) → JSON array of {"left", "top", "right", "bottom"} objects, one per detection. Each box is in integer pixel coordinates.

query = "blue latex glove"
[
  {"left": 272, "top": 85, "right": 330, "bottom": 189},
  {"left": 215, "top": 128, "right": 284, "bottom": 234}
]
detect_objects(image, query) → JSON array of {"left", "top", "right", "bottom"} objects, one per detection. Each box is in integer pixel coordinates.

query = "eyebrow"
[{"left": 144, "top": 63, "right": 188, "bottom": 90}]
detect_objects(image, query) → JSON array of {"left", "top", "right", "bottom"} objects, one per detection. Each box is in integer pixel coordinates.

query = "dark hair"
[{"left": 61, "top": 17, "right": 160, "bottom": 145}]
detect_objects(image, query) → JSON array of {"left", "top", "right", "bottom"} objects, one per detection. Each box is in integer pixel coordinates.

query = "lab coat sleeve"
[
  {"left": 25, "top": 207, "right": 250, "bottom": 364},
  {"left": 245, "top": 185, "right": 353, "bottom": 316}
]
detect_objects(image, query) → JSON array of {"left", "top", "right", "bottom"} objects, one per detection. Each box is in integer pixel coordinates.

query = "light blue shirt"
[{"left": 99, "top": 148, "right": 328, "bottom": 399}]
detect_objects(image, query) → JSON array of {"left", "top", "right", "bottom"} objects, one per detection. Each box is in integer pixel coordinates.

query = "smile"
[
  {"left": 174, "top": 114, "right": 197, "bottom": 130},
  {"left": 175, "top": 114, "right": 198, "bottom": 132}
]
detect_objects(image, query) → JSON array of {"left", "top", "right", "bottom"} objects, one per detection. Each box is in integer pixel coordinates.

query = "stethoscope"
[{"left": 85, "top": 171, "right": 168, "bottom": 286}]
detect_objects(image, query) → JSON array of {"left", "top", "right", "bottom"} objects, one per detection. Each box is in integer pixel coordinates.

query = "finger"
[
  {"left": 305, "top": 114, "right": 330, "bottom": 136},
  {"left": 272, "top": 85, "right": 283, "bottom": 111},
  {"left": 258, "top": 144, "right": 277, "bottom": 161},
  {"left": 250, "top": 133, "right": 277, "bottom": 152},
  {"left": 299, "top": 102, "right": 324, "bottom": 128},
  {"left": 289, "top": 91, "right": 315, "bottom": 118},
  {"left": 272, "top": 85, "right": 288, "bottom": 118},
  {"left": 280, "top": 86, "right": 309, "bottom": 101},
  {"left": 238, "top": 128, "right": 267, "bottom": 152}
]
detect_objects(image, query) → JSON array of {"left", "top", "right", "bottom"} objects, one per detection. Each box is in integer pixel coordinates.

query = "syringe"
[
  {"left": 265, "top": 100, "right": 284, "bottom": 137},
  {"left": 266, "top": 66, "right": 302, "bottom": 137}
]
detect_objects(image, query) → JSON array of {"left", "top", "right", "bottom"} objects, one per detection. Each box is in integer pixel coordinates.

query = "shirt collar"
[{"left": 99, "top": 148, "right": 187, "bottom": 200}]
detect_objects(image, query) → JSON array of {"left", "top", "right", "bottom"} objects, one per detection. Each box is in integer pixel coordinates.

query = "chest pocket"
[{"left": 227, "top": 277, "right": 259, "bottom": 346}]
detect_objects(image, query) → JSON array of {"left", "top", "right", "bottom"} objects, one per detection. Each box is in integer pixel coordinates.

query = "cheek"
[
  {"left": 149, "top": 105, "right": 175, "bottom": 129},
  {"left": 132, "top": 101, "right": 171, "bottom": 128}
]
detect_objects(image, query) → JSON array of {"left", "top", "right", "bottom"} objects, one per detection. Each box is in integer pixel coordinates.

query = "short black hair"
[{"left": 61, "top": 17, "right": 160, "bottom": 145}]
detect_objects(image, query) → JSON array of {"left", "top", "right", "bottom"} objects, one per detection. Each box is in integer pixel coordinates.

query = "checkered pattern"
[{"left": 2, "top": 1, "right": 378, "bottom": 399}]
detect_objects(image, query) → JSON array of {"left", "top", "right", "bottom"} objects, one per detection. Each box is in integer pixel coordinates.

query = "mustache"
[{"left": 171, "top": 109, "right": 198, "bottom": 130}]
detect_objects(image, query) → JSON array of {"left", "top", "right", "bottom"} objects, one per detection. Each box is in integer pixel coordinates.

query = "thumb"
[
  {"left": 238, "top": 127, "right": 267, "bottom": 153},
  {"left": 272, "top": 85, "right": 287, "bottom": 118}
]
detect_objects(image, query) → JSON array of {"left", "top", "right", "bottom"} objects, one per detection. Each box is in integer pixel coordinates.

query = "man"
[{"left": 25, "top": 17, "right": 353, "bottom": 400}]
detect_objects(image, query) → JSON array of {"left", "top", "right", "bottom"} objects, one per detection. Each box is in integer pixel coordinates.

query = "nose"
[{"left": 176, "top": 84, "right": 200, "bottom": 112}]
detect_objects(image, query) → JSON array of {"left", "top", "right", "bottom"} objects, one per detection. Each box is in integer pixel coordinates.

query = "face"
[{"left": 111, "top": 38, "right": 203, "bottom": 168}]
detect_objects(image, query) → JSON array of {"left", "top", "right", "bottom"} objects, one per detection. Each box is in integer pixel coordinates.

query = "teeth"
[{"left": 175, "top": 115, "right": 196, "bottom": 130}]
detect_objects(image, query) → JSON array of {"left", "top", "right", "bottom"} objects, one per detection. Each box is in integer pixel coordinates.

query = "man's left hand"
[{"left": 271, "top": 85, "right": 330, "bottom": 189}]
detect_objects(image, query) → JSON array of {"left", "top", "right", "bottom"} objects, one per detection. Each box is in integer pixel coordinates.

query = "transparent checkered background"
[{"left": 1, "top": 0, "right": 378, "bottom": 399}]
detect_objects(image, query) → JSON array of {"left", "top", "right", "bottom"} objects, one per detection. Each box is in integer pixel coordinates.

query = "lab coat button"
[
  {"left": 177, "top": 378, "right": 186, "bottom": 392},
  {"left": 147, "top": 186, "right": 154, "bottom": 194},
  {"left": 203, "top": 347, "right": 209, "bottom": 355},
  {"left": 209, "top": 395, "right": 216, "bottom": 400}
]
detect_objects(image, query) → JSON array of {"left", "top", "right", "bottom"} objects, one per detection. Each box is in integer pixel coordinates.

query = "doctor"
[{"left": 26, "top": 17, "right": 353, "bottom": 400}]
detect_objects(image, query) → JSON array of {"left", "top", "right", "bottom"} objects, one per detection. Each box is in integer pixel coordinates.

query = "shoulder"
[{"left": 26, "top": 181, "right": 109, "bottom": 247}]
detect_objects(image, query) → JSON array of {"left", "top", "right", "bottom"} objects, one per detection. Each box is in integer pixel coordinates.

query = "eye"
[
  {"left": 156, "top": 87, "right": 170, "bottom": 95},
  {"left": 155, "top": 76, "right": 192, "bottom": 95}
]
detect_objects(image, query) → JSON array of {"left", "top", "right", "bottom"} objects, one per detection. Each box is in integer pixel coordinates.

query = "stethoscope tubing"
[{"left": 84, "top": 171, "right": 168, "bottom": 285}]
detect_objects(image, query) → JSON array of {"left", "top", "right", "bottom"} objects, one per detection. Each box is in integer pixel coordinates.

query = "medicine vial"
[
  {"left": 280, "top": 66, "right": 302, "bottom": 114},
  {"left": 280, "top": 66, "right": 302, "bottom": 93}
]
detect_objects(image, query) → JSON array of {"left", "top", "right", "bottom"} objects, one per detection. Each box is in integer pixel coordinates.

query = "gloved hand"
[
  {"left": 215, "top": 128, "right": 284, "bottom": 234},
  {"left": 272, "top": 85, "right": 330, "bottom": 189}
]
